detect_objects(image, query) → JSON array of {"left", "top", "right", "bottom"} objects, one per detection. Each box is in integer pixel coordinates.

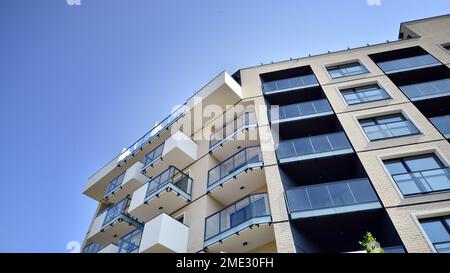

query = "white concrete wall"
[
  {"left": 163, "top": 131, "right": 198, "bottom": 161},
  {"left": 139, "top": 213, "right": 189, "bottom": 253}
]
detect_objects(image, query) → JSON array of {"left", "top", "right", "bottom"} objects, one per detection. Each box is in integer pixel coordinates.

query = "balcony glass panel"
[
  {"left": 392, "top": 168, "right": 450, "bottom": 196},
  {"left": 143, "top": 143, "right": 165, "bottom": 166},
  {"left": 82, "top": 243, "right": 103, "bottom": 253},
  {"left": 209, "top": 112, "right": 257, "bottom": 149},
  {"left": 285, "top": 178, "right": 378, "bottom": 213},
  {"left": 272, "top": 99, "right": 332, "bottom": 121},
  {"left": 204, "top": 193, "right": 270, "bottom": 241},
  {"left": 103, "top": 198, "right": 129, "bottom": 227},
  {"left": 262, "top": 74, "right": 318, "bottom": 93},
  {"left": 208, "top": 147, "right": 262, "bottom": 187},
  {"left": 276, "top": 132, "right": 352, "bottom": 161},
  {"left": 117, "top": 105, "right": 187, "bottom": 164},
  {"left": 104, "top": 172, "right": 126, "bottom": 197},
  {"left": 146, "top": 166, "right": 192, "bottom": 198},
  {"left": 118, "top": 227, "right": 143, "bottom": 253},
  {"left": 377, "top": 54, "right": 440, "bottom": 73},
  {"left": 430, "top": 115, "right": 450, "bottom": 138},
  {"left": 399, "top": 79, "right": 450, "bottom": 100}
]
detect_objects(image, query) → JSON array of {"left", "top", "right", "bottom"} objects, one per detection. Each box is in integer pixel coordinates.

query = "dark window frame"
[
  {"left": 385, "top": 154, "right": 445, "bottom": 175},
  {"left": 359, "top": 113, "right": 421, "bottom": 141},
  {"left": 384, "top": 154, "right": 450, "bottom": 197}
]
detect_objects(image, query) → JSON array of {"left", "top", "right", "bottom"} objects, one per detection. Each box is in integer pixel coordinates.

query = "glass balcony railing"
[
  {"left": 377, "top": 54, "right": 440, "bottom": 74},
  {"left": 285, "top": 178, "right": 380, "bottom": 218},
  {"left": 104, "top": 171, "right": 126, "bottom": 197},
  {"left": 270, "top": 99, "right": 333, "bottom": 122},
  {"left": 118, "top": 227, "right": 143, "bottom": 253},
  {"left": 88, "top": 105, "right": 187, "bottom": 181},
  {"left": 204, "top": 193, "right": 271, "bottom": 244},
  {"left": 207, "top": 146, "right": 262, "bottom": 190},
  {"left": 145, "top": 166, "right": 193, "bottom": 200},
  {"left": 102, "top": 197, "right": 142, "bottom": 228},
  {"left": 392, "top": 168, "right": 450, "bottom": 196},
  {"left": 209, "top": 112, "right": 257, "bottom": 149},
  {"left": 399, "top": 79, "right": 450, "bottom": 101},
  {"left": 276, "top": 132, "right": 353, "bottom": 163},
  {"left": 430, "top": 115, "right": 450, "bottom": 138},
  {"left": 262, "top": 74, "right": 319, "bottom": 94},
  {"left": 143, "top": 143, "right": 165, "bottom": 168},
  {"left": 82, "top": 243, "right": 103, "bottom": 253},
  {"left": 118, "top": 106, "right": 187, "bottom": 163}
]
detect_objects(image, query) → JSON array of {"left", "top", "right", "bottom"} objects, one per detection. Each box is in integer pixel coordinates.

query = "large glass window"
[
  {"left": 359, "top": 114, "right": 420, "bottom": 141},
  {"left": 376, "top": 54, "right": 440, "bottom": 74},
  {"left": 420, "top": 217, "right": 450, "bottom": 253},
  {"left": 384, "top": 154, "right": 450, "bottom": 196},
  {"left": 430, "top": 115, "right": 450, "bottom": 138},
  {"left": 327, "top": 62, "right": 368, "bottom": 79},
  {"left": 341, "top": 84, "right": 390, "bottom": 105}
]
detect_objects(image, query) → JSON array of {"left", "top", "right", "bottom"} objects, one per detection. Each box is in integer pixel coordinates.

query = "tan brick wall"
[
  {"left": 386, "top": 200, "right": 450, "bottom": 253},
  {"left": 357, "top": 140, "right": 450, "bottom": 207}
]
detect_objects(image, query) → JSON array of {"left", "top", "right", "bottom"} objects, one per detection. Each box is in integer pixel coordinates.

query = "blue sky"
[{"left": 0, "top": 0, "right": 449, "bottom": 253}]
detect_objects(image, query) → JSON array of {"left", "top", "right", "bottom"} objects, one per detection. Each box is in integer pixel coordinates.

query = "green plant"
[{"left": 359, "top": 232, "right": 384, "bottom": 253}]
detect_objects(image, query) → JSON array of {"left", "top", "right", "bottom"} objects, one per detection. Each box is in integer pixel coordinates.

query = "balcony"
[
  {"left": 128, "top": 166, "right": 192, "bottom": 222},
  {"left": 207, "top": 146, "right": 264, "bottom": 204},
  {"left": 431, "top": 115, "right": 450, "bottom": 139},
  {"left": 204, "top": 193, "right": 274, "bottom": 253},
  {"left": 392, "top": 168, "right": 450, "bottom": 196},
  {"left": 139, "top": 213, "right": 189, "bottom": 253},
  {"left": 262, "top": 74, "right": 319, "bottom": 95},
  {"left": 186, "top": 71, "right": 242, "bottom": 133},
  {"left": 141, "top": 131, "right": 198, "bottom": 177},
  {"left": 399, "top": 79, "right": 450, "bottom": 102},
  {"left": 82, "top": 243, "right": 103, "bottom": 253},
  {"left": 285, "top": 178, "right": 381, "bottom": 219},
  {"left": 209, "top": 112, "right": 259, "bottom": 161},
  {"left": 97, "top": 244, "right": 119, "bottom": 253},
  {"left": 377, "top": 54, "right": 441, "bottom": 74},
  {"left": 291, "top": 208, "right": 403, "bottom": 253},
  {"left": 86, "top": 197, "right": 143, "bottom": 245},
  {"left": 103, "top": 161, "right": 148, "bottom": 203},
  {"left": 270, "top": 99, "right": 333, "bottom": 124},
  {"left": 83, "top": 105, "right": 187, "bottom": 201},
  {"left": 276, "top": 132, "right": 353, "bottom": 164}
]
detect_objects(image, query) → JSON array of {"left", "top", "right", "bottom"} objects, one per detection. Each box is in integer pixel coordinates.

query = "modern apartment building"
[{"left": 81, "top": 15, "right": 450, "bottom": 253}]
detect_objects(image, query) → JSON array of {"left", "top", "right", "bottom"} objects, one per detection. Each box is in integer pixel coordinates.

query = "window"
[
  {"left": 420, "top": 217, "right": 450, "bottom": 253},
  {"left": 359, "top": 114, "right": 420, "bottom": 141},
  {"left": 341, "top": 84, "right": 390, "bottom": 105},
  {"left": 384, "top": 154, "right": 450, "bottom": 196},
  {"left": 327, "top": 62, "right": 368, "bottom": 79}
]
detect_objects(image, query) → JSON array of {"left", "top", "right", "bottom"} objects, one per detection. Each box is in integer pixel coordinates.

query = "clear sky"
[{"left": 0, "top": 0, "right": 449, "bottom": 253}]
